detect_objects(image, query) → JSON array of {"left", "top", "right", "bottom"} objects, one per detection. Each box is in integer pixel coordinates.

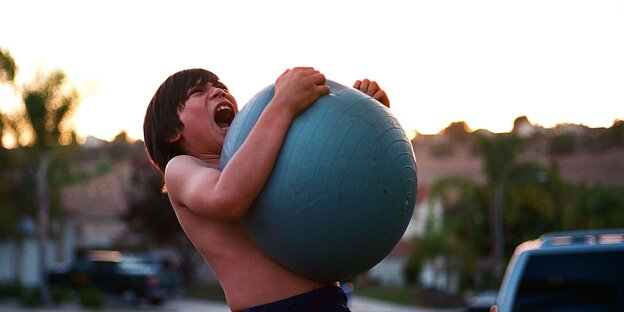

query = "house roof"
[
  {"left": 414, "top": 145, "right": 484, "bottom": 186},
  {"left": 388, "top": 239, "right": 415, "bottom": 258},
  {"left": 62, "top": 163, "right": 130, "bottom": 221},
  {"left": 525, "top": 148, "right": 624, "bottom": 187}
]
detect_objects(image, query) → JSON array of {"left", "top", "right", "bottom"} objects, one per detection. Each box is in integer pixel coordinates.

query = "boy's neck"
[{"left": 197, "top": 153, "right": 221, "bottom": 169}]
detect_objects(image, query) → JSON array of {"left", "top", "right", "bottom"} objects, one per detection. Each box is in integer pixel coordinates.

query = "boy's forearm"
[{"left": 215, "top": 100, "right": 294, "bottom": 219}]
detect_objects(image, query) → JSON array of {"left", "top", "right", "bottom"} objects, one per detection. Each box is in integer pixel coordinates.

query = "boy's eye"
[
  {"left": 215, "top": 81, "right": 228, "bottom": 91},
  {"left": 189, "top": 88, "right": 204, "bottom": 96}
]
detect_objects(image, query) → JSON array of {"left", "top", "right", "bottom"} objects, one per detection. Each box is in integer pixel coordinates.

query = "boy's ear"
[{"left": 168, "top": 132, "right": 181, "bottom": 143}]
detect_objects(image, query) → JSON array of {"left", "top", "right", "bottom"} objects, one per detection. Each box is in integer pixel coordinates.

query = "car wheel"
[{"left": 121, "top": 289, "right": 139, "bottom": 305}]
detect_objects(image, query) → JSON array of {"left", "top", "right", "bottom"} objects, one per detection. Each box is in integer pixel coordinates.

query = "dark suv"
[
  {"left": 49, "top": 250, "right": 181, "bottom": 305},
  {"left": 495, "top": 229, "right": 624, "bottom": 312}
]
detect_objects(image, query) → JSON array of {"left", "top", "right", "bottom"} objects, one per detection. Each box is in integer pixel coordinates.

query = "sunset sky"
[{"left": 1, "top": 0, "right": 623, "bottom": 144}]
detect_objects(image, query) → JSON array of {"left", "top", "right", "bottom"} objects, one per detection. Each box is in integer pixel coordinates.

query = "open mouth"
[{"left": 214, "top": 102, "right": 235, "bottom": 130}]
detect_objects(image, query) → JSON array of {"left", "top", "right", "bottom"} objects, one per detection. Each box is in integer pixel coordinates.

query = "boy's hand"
[
  {"left": 273, "top": 67, "right": 330, "bottom": 117},
  {"left": 354, "top": 79, "right": 390, "bottom": 108}
]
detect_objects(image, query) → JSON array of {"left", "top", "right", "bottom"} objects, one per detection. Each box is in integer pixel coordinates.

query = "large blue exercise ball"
[{"left": 219, "top": 80, "right": 417, "bottom": 282}]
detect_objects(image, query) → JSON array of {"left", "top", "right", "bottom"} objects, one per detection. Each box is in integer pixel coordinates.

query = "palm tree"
[
  {"left": 22, "top": 69, "right": 79, "bottom": 305},
  {"left": 0, "top": 48, "right": 18, "bottom": 240},
  {"left": 2, "top": 47, "right": 79, "bottom": 305},
  {"left": 426, "top": 176, "right": 490, "bottom": 291},
  {"left": 475, "top": 132, "right": 522, "bottom": 278},
  {"left": 0, "top": 47, "right": 18, "bottom": 148},
  {"left": 504, "top": 162, "right": 564, "bottom": 251}
]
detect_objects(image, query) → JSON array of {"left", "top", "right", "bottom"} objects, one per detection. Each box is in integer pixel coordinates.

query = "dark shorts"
[{"left": 242, "top": 285, "right": 351, "bottom": 312}]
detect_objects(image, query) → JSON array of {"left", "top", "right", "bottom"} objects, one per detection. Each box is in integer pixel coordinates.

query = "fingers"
[
  {"left": 373, "top": 90, "right": 386, "bottom": 101},
  {"left": 359, "top": 79, "right": 371, "bottom": 94},
  {"left": 278, "top": 69, "right": 290, "bottom": 80},
  {"left": 281, "top": 67, "right": 325, "bottom": 83},
  {"left": 354, "top": 78, "right": 390, "bottom": 108},
  {"left": 310, "top": 71, "right": 327, "bottom": 86},
  {"left": 367, "top": 81, "right": 379, "bottom": 96},
  {"left": 274, "top": 67, "right": 330, "bottom": 115},
  {"left": 315, "top": 84, "right": 331, "bottom": 96},
  {"left": 355, "top": 79, "right": 371, "bottom": 95},
  {"left": 311, "top": 71, "right": 330, "bottom": 95},
  {"left": 354, "top": 79, "right": 379, "bottom": 97},
  {"left": 373, "top": 90, "right": 390, "bottom": 108}
]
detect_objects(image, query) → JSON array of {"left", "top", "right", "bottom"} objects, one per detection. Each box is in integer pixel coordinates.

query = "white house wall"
[
  {"left": 0, "top": 224, "right": 75, "bottom": 287},
  {"left": 368, "top": 256, "right": 407, "bottom": 286},
  {"left": 0, "top": 241, "right": 17, "bottom": 282}
]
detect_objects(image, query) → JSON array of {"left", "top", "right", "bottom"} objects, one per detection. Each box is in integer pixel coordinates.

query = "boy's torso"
[{"left": 171, "top": 201, "right": 327, "bottom": 311}]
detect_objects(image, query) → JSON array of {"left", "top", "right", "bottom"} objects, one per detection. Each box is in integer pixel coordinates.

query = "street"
[{"left": 0, "top": 296, "right": 464, "bottom": 312}]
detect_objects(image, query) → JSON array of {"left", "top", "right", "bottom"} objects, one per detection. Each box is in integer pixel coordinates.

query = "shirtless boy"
[{"left": 143, "top": 67, "right": 389, "bottom": 311}]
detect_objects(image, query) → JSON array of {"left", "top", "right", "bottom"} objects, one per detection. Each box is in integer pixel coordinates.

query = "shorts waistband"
[{"left": 242, "top": 285, "right": 348, "bottom": 312}]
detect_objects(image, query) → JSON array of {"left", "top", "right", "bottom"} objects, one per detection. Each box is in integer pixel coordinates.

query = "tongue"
[{"left": 217, "top": 122, "right": 230, "bottom": 129}]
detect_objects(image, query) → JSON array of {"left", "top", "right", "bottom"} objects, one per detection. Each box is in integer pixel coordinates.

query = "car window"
[
  {"left": 95, "top": 261, "right": 117, "bottom": 274},
  {"left": 512, "top": 250, "right": 624, "bottom": 312},
  {"left": 118, "top": 257, "right": 156, "bottom": 275},
  {"left": 75, "top": 259, "right": 93, "bottom": 272}
]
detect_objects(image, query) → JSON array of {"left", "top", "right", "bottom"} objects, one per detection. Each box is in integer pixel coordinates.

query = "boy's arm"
[
  {"left": 166, "top": 67, "right": 329, "bottom": 221},
  {"left": 354, "top": 78, "right": 390, "bottom": 108}
]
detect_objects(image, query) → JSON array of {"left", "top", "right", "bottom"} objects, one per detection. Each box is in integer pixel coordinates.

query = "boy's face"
[{"left": 174, "top": 82, "right": 238, "bottom": 160}]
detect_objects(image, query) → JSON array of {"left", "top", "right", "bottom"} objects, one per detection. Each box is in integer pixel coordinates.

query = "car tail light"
[{"left": 147, "top": 276, "right": 159, "bottom": 287}]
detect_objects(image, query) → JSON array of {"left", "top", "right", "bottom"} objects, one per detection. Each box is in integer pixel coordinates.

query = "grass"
[
  {"left": 352, "top": 284, "right": 418, "bottom": 305},
  {"left": 184, "top": 284, "right": 227, "bottom": 302},
  {"left": 185, "top": 283, "right": 420, "bottom": 306},
  {"left": 356, "top": 284, "right": 466, "bottom": 308}
]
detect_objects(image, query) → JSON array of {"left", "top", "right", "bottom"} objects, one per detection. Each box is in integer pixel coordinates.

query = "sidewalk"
[{"left": 351, "top": 296, "right": 464, "bottom": 312}]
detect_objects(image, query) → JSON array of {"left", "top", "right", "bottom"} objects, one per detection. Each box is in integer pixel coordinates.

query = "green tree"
[
  {"left": 424, "top": 176, "right": 490, "bottom": 291},
  {"left": 597, "top": 119, "right": 624, "bottom": 149},
  {"left": 548, "top": 132, "right": 576, "bottom": 155},
  {"left": 1, "top": 47, "right": 80, "bottom": 304},
  {"left": 0, "top": 48, "right": 17, "bottom": 83},
  {"left": 476, "top": 132, "right": 523, "bottom": 277},
  {"left": 442, "top": 121, "right": 472, "bottom": 144},
  {"left": 22, "top": 69, "right": 79, "bottom": 305},
  {"left": 23, "top": 70, "right": 78, "bottom": 149},
  {"left": 0, "top": 47, "right": 18, "bottom": 148},
  {"left": 0, "top": 48, "right": 18, "bottom": 238},
  {"left": 567, "top": 184, "right": 624, "bottom": 230},
  {"left": 511, "top": 116, "right": 531, "bottom": 133},
  {"left": 610, "top": 119, "right": 624, "bottom": 148},
  {"left": 0, "top": 50, "right": 37, "bottom": 245},
  {"left": 503, "top": 163, "right": 565, "bottom": 252}
]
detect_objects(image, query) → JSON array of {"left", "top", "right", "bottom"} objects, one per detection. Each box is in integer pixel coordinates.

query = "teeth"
[{"left": 217, "top": 105, "right": 231, "bottom": 112}]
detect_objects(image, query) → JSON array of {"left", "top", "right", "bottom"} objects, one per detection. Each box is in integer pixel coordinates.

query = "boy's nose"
[{"left": 211, "top": 88, "right": 226, "bottom": 98}]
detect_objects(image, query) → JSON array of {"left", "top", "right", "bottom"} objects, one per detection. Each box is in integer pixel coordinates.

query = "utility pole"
[
  {"left": 492, "top": 183, "right": 505, "bottom": 278},
  {"left": 36, "top": 154, "right": 52, "bottom": 306}
]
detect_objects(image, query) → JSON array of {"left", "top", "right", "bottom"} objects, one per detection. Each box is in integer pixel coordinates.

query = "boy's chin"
[{"left": 214, "top": 124, "right": 230, "bottom": 134}]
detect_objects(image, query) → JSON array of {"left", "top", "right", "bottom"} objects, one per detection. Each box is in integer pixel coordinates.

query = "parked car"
[
  {"left": 465, "top": 290, "right": 498, "bottom": 312},
  {"left": 49, "top": 250, "right": 181, "bottom": 305},
  {"left": 495, "top": 229, "right": 624, "bottom": 311}
]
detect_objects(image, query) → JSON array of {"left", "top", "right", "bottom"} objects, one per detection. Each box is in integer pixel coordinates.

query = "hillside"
[{"left": 413, "top": 137, "right": 624, "bottom": 188}]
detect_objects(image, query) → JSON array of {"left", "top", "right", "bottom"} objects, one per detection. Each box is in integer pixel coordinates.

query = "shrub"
[
  {"left": 19, "top": 287, "right": 41, "bottom": 307},
  {"left": 0, "top": 281, "right": 22, "bottom": 298},
  {"left": 51, "top": 286, "right": 73, "bottom": 304},
  {"left": 79, "top": 287, "right": 104, "bottom": 309}
]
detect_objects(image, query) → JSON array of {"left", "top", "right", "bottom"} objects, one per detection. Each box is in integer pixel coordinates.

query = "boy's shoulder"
[
  {"left": 165, "top": 155, "right": 200, "bottom": 175},
  {"left": 164, "top": 155, "right": 221, "bottom": 207},
  {"left": 164, "top": 155, "right": 217, "bottom": 189}
]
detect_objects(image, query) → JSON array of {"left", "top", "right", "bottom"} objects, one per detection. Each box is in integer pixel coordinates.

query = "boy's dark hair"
[{"left": 143, "top": 68, "right": 226, "bottom": 174}]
